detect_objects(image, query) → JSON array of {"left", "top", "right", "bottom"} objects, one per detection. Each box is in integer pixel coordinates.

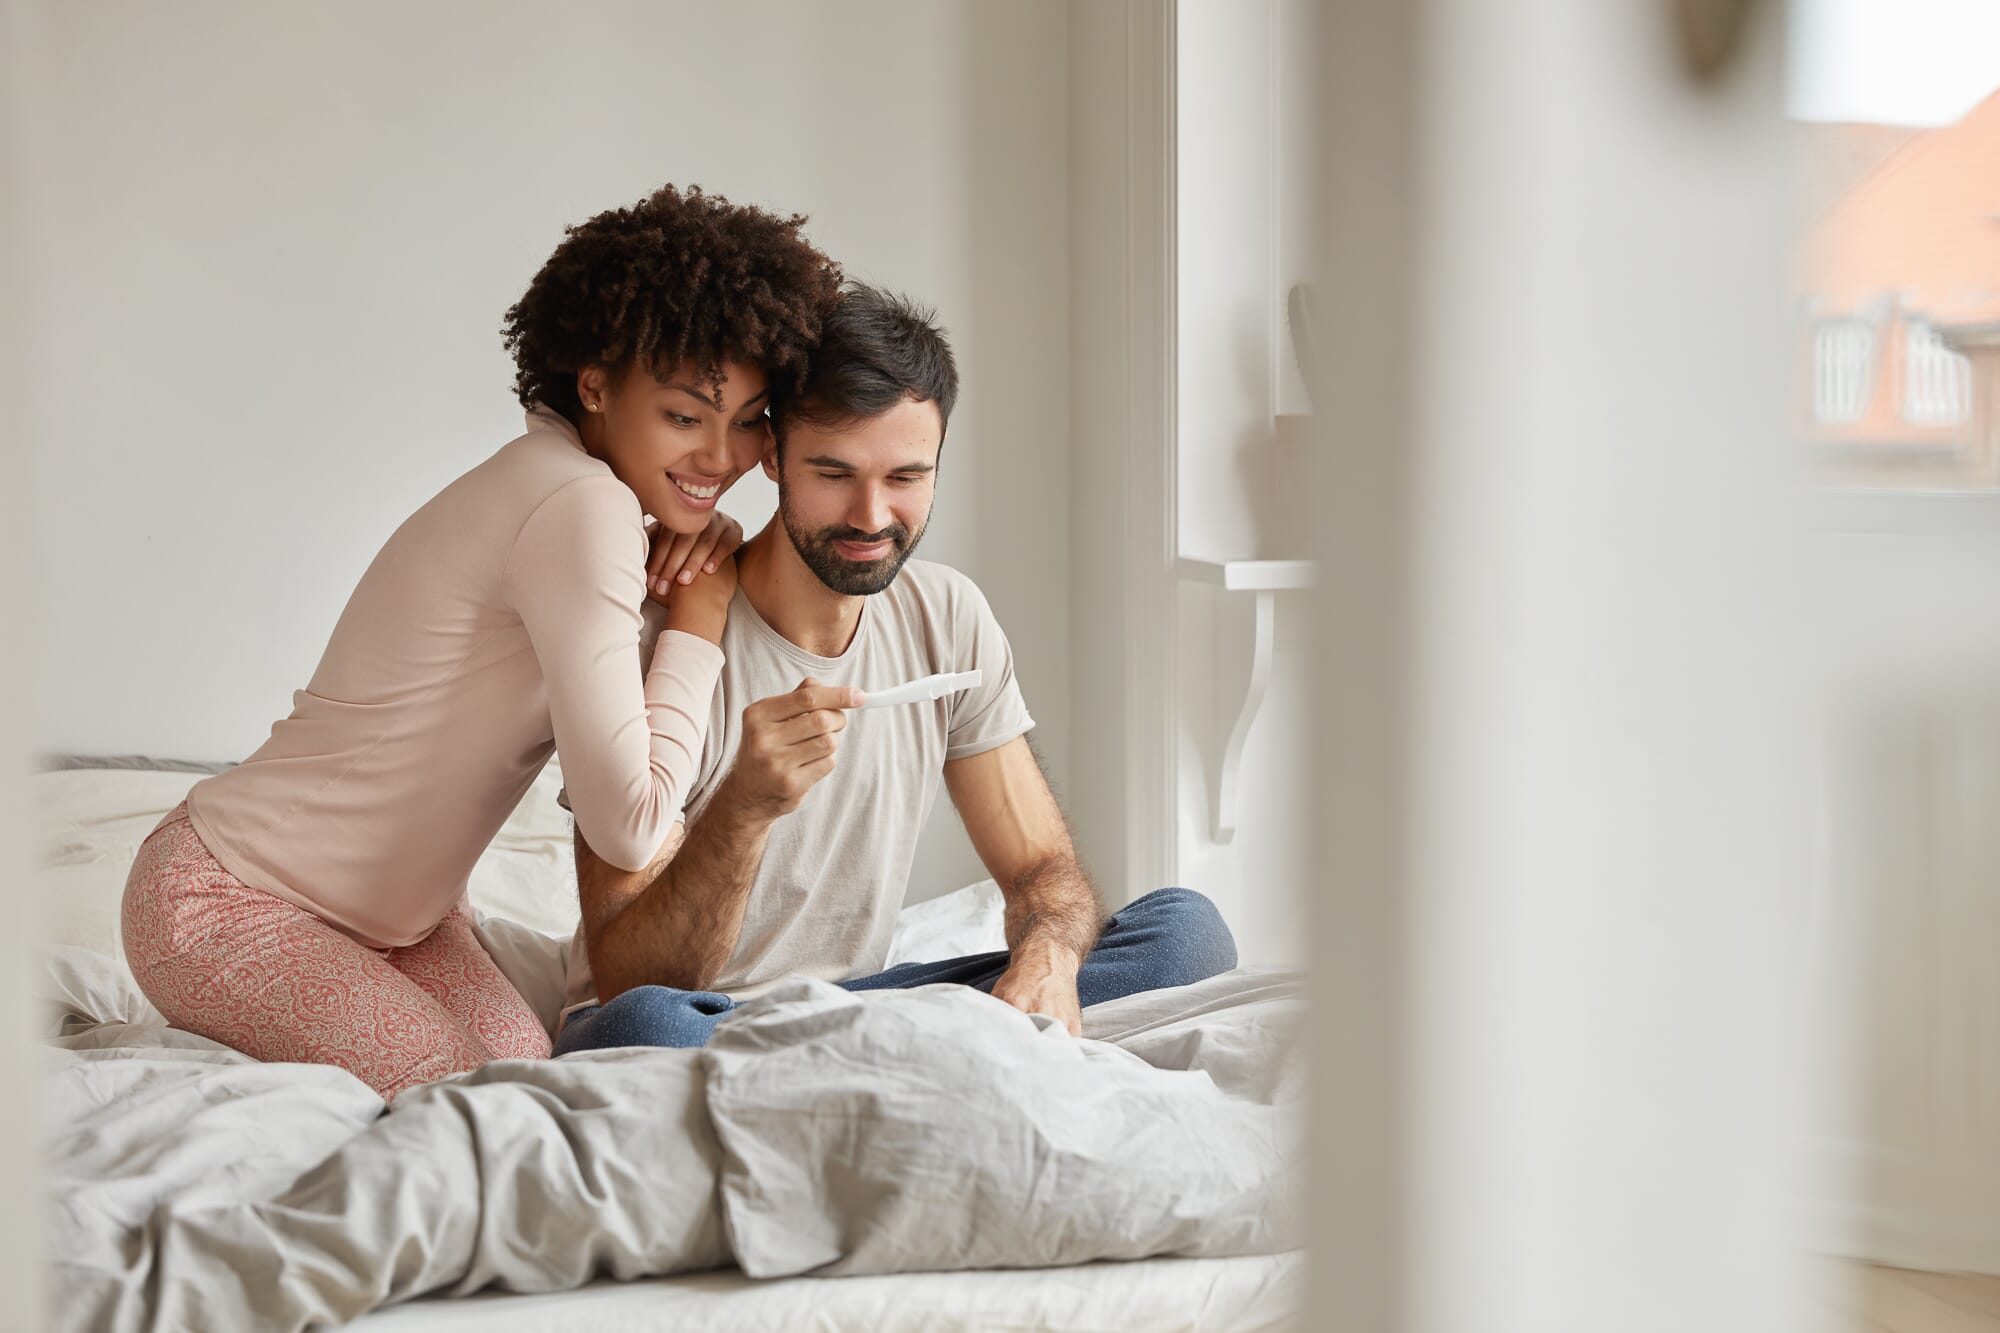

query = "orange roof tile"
[{"left": 1797, "top": 84, "right": 2000, "bottom": 331}]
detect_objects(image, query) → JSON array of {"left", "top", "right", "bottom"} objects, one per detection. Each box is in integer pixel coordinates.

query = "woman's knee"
[{"left": 480, "top": 1013, "right": 555, "bottom": 1062}]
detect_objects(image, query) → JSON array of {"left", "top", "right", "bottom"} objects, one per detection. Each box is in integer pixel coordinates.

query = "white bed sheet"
[
  {"left": 352, "top": 1253, "right": 1303, "bottom": 1332},
  {"left": 40, "top": 763, "right": 1303, "bottom": 1331}
]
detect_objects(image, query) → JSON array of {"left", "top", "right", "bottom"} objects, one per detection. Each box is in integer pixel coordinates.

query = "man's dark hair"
[
  {"left": 770, "top": 284, "right": 959, "bottom": 449},
  {"left": 502, "top": 184, "right": 842, "bottom": 423}
]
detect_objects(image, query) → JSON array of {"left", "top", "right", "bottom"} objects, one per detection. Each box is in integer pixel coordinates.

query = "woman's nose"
[{"left": 692, "top": 422, "right": 735, "bottom": 474}]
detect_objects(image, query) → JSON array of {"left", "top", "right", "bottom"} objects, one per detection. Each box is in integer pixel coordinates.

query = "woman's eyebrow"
[{"left": 664, "top": 384, "right": 770, "bottom": 412}]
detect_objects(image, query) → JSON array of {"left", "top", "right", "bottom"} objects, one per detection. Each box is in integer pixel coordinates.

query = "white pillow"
[
  {"left": 33, "top": 762, "right": 582, "bottom": 957},
  {"left": 35, "top": 761, "right": 1008, "bottom": 1034},
  {"left": 464, "top": 758, "right": 582, "bottom": 938},
  {"left": 883, "top": 878, "right": 1007, "bottom": 965},
  {"left": 36, "top": 767, "right": 210, "bottom": 957}
]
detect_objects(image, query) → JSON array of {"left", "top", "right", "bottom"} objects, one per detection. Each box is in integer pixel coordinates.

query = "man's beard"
[{"left": 779, "top": 482, "right": 929, "bottom": 597}]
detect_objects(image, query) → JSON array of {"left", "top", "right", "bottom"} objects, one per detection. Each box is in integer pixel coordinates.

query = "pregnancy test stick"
[{"left": 858, "top": 669, "right": 982, "bottom": 709}]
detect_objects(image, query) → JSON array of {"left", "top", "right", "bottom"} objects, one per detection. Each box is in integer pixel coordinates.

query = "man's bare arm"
[
  {"left": 1000, "top": 849, "right": 1104, "bottom": 964},
  {"left": 576, "top": 795, "right": 772, "bottom": 1000},
  {"left": 577, "top": 678, "right": 860, "bottom": 1002},
  {"left": 944, "top": 736, "right": 1104, "bottom": 1032}
]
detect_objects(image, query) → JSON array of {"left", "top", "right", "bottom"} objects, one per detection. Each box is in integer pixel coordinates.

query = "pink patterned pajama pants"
[{"left": 121, "top": 802, "right": 552, "bottom": 1099}]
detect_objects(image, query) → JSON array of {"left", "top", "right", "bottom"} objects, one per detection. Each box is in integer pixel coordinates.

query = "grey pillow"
[{"left": 37, "top": 754, "right": 234, "bottom": 774}]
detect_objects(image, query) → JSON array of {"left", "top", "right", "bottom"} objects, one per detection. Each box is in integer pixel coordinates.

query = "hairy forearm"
[
  {"left": 1002, "top": 853, "right": 1106, "bottom": 972},
  {"left": 585, "top": 779, "right": 772, "bottom": 1000}
]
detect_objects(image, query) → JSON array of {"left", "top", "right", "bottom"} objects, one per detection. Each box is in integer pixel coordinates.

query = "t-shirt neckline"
[{"left": 732, "top": 586, "right": 871, "bottom": 674}]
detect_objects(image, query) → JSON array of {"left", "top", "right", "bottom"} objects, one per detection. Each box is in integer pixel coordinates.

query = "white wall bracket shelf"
[{"left": 1175, "top": 558, "right": 1317, "bottom": 843}]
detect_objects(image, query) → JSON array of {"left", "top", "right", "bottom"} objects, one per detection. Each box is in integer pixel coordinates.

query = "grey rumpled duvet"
[{"left": 47, "top": 969, "right": 1304, "bottom": 1332}]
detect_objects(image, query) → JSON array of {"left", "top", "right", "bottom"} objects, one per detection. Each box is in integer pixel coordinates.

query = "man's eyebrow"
[{"left": 801, "top": 455, "right": 936, "bottom": 474}]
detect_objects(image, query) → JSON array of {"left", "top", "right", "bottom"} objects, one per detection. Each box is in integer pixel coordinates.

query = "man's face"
[{"left": 767, "top": 395, "right": 943, "bottom": 596}]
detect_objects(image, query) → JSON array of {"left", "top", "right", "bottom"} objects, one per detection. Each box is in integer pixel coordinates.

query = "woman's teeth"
[{"left": 672, "top": 476, "right": 721, "bottom": 500}]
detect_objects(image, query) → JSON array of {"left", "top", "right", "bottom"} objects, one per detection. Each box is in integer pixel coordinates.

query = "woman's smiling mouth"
[{"left": 668, "top": 471, "right": 726, "bottom": 508}]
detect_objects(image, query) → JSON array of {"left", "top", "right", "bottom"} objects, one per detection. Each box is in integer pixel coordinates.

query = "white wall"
[
  {"left": 0, "top": 0, "right": 47, "bottom": 1304},
  {"left": 1802, "top": 511, "right": 2000, "bottom": 1272},
  {"left": 1063, "top": 2, "right": 1137, "bottom": 905},
  {"left": 16, "top": 0, "right": 1070, "bottom": 905},
  {"left": 1171, "top": 0, "right": 1319, "bottom": 966}
]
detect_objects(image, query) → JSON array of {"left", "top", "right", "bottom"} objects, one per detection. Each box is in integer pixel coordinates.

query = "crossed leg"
[{"left": 552, "top": 885, "right": 1239, "bottom": 1054}]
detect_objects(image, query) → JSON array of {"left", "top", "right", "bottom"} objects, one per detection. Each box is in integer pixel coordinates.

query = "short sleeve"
[{"left": 944, "top": 577, "right": 1035, "bottom": 760}]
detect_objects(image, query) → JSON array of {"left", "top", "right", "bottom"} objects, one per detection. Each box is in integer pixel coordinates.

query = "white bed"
[{"left": 39, "top": 760, "right": 1304, "bottom": 1331}]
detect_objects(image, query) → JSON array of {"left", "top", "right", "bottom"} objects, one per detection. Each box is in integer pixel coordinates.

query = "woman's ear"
[{"left": 576, "top": 365, "right": 609, "bottom": 415}]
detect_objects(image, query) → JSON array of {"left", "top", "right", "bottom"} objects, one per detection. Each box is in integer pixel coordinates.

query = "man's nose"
[{"left": 848, "top": 485, "right": 894, "bottom": 536}]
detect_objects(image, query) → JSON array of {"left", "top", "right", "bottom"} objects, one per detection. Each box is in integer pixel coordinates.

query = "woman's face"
[{"left": 577, "top": 358, "right": 770, "bottom": 533}]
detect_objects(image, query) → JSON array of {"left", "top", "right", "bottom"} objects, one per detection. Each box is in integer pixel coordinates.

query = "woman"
[{"left": 120, "top": 185, "right": 841, "bottom": 1099}]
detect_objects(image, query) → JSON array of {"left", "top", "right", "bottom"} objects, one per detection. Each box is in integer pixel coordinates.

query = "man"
[{"left": 553, "top": 285, "right": 1236, "bottom": 1054}]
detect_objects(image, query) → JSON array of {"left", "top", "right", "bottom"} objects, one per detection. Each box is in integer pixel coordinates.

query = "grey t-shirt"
[{"left": 563, "top": 559, "right": 1035, "bottom": 1014}]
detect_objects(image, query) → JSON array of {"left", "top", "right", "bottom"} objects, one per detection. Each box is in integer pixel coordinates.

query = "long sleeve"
[{"left": 502, "top": 476, "right": 723, "bottom": 871}]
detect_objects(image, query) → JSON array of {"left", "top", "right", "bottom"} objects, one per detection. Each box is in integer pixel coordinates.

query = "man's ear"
[{"left": 761, "top": 435, "right": 782, "bottom": 482}]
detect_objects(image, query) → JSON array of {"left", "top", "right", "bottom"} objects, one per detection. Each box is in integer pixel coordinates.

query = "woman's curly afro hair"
[{"left": 502, "top": 184, "right": 842, "bottom": 422}]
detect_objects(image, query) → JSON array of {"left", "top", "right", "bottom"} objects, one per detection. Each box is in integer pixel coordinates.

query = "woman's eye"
[
  {"left": 733, "top": 416, "right": 766, "bottom": 431},
  {"left": 666, "top": 412, "right": 699, "bottom": 428}
]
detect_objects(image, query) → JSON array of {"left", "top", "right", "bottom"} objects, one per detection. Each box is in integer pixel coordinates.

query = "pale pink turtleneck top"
[{"left": 185, "top": 405, "right": 720, "bottom": 949}]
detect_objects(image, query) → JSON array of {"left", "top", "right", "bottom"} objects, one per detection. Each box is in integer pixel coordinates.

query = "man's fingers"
[
  {"left": 781, "top": 729, "right": 840, "bottom": 761},
  {"left": 791, "top": 683, "right": 863, "bottom": 713},
  {"left": 766, "top": 708, "right": 848, "bottom": 748},
  {"left": 746, "top": 683, "right": 862, "bottom": 724}
]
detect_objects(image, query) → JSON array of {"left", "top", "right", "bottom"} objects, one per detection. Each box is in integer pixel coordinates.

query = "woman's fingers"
[
  {"left": 646, "top": 522, "right": 674, "bottom": 588},
  {"left": 654, "top": 529, "right": 700, "bottom": 595},
  {"left": 648, "top": 513, "right": 743, "bottom": 596},
  {"left": 684, "top": 513, "right": 743, "bottom": 579},
  {"left": 685, "top": 529, "right": 723, "bottom": 582},
  {"left": 703, "top": 514, "right": 745, "bottom": 574}
]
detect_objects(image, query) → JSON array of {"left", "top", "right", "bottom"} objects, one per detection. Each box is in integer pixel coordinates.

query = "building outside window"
[
  {"left": 1901, "top": 318, "right": 1974, "bottom": 427},
  {"left": 1813, "top": 318, "right": 1877, "bottom": 424},
  {"left": 1793, "top": 87, "right": 2000, "bottom": 487}
]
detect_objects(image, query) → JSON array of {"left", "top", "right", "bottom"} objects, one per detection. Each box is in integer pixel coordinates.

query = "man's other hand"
[{"left": 990, "top": 943, "right": 1084, "bottom": 1037}]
